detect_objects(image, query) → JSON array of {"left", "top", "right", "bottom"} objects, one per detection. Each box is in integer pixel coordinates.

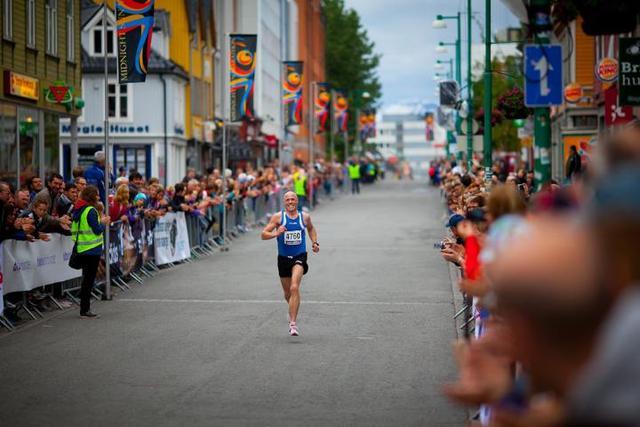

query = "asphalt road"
[{"left": 0, "top": 180, "right": 464, "bottom": 427}]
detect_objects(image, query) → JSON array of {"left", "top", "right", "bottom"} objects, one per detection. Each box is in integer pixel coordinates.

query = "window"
[
  {"left": 66, "top": 0, "right": 74, "bottom": 61},
  {"left": 46, "top": 0, "right": 58, "bottom": 55},
  {"left": 108, "top": 83, "right": 131, "bottom": 120},
  {"left": 92, "top": 26, "right": 115, "bottom": 56},
  {"left": 26, "top": 0, "right": 35, "bottom": 48},
  {"left": 3, "top": 0, "right": 12, "bottom": 41}
]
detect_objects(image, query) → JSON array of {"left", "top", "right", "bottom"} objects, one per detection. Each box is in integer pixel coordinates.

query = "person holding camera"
[{"left": 71, "top": 185, "right": 110, "bottom": 318}]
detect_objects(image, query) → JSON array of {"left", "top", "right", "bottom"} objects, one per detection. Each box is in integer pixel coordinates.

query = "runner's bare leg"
[
  {"left": 288, "top": 265, "right": 304, "bottom": 323},
  {"left": 280, "top": 277, "right": 291, "bottom": 302}
]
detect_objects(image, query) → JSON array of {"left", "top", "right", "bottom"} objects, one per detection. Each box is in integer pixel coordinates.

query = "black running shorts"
[{"left": 277, "top": 253, "right": 309, "bottom": 278}]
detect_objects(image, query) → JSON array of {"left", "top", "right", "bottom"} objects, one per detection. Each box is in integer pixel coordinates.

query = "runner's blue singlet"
[{"left": 277, "top": 210, "right": 307, "bottom": 257}]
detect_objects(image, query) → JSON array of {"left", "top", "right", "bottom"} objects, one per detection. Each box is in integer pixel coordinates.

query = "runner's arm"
[
  {"left": 261, "top": 213, "right": 284, "bottom": 240},
  {"left": 304, "top": 213, "right": 319, "bottom": 249}
]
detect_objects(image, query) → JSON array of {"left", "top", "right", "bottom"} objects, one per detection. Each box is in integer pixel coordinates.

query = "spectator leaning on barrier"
[
  {"left": 110, "top": 184, "right": 133, "bottom": 223},
  {"left": 32, "top": 173, "right": 64, "bottom": 215},
  {"left": 71, "top": 185, "right": 111, "bottom": 318},
  {"left": 25, "top": 175, "right": 43, "bottom": 201}
]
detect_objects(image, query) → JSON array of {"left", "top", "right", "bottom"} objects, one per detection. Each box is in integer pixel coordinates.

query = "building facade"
[
  {"left": 1, "top": 0, "right": 82, "bottom": 189},
  {"left": 370, "top": 105, "right": 445, "bottom": 176},
  {"left": 549, "top": 16, "right": 598, "bottom": 182},
  {"left": 59, "top": 1, "right": 189, "bottom": 185},
  {"left": 292, "top": 0, "right": 325, "bottom": 163}
]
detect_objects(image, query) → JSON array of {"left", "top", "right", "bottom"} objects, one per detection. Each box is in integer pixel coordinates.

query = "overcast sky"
[{"left": 344, "top": 0, "right": 519, "bottom": 108}]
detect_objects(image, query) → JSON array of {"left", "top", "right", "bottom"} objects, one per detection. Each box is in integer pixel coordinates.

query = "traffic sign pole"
[{"left": 483, "top": 0, "right": 492, "bottom": 183}]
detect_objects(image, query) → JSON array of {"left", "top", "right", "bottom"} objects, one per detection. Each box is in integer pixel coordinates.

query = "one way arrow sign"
[{"left": 524, "top": 45, "right": 563, "bottom": 107}]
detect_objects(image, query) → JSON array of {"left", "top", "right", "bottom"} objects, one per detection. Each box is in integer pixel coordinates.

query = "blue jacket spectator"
[{"left": 84, "top": 151, "right": 107, "bottom": 203}]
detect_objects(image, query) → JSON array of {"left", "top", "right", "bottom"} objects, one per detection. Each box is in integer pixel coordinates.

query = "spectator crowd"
[
  {"left": 436, "top": 120, "right": 640, "bottom": 426},
  {"left": 0, "top": 153, "right": 382, "bottom": 324}
]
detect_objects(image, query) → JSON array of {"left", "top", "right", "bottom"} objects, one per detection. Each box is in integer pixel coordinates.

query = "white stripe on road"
[{"left": 118, "top": 298, "right": 438, "bottom": 306}]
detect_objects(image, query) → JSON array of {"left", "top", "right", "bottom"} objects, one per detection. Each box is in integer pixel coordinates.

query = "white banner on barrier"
[
  {"left": 1, "top": 234, "right": 82, "bottom": 295},
  {"left": 0, "top": 245, "right": 4, "bottom": 315},
  {"left": 154, "top": 212, "right": 190, "bottom": 265}
]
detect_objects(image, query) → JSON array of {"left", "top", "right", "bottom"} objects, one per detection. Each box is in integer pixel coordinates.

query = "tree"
[
  {"left": 323, "top": 0, "right": 381, "bottom": 158},
  {"left": 471, "top": 55, "right": 524, "bottom": 152}
]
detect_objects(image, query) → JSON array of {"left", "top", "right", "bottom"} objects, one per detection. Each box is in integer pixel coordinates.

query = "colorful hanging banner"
[
  {"left": 230, "top": 34, "right": 257, "bottom": 122},
  {"left": 332, "top": 89, "right": 349, "bottom": 134},
  {"left": 282, "top": 61, "right": 304, "bottom": 126},
  {"left": 115, "top": 0, "right": 155, "bottom": 83},
  {"left": 359, "top": 108, "right": 376, "bottom": 141},
  {"left": 314, "top": 83, "right": 330, "bottom": 133}
]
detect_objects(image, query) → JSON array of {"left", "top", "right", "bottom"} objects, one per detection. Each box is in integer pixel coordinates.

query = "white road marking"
[{"left": 118, "top": 298, "right": 437, "bottom": 306}]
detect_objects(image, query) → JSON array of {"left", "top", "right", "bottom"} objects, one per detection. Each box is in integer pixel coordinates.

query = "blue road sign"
[{"left": 524, "top": 45, "right": 563, "bottom": 107}]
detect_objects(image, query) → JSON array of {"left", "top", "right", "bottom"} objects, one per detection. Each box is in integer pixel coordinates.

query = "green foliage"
[
  {"left": 323, "top": 0, "right": 381, "bottom": 104},
  {"left": 323, "top": 0, "right": 381, "bottom": 156},
  {"left": 471, "top": 55, "right": 524, "bottom": 152}
]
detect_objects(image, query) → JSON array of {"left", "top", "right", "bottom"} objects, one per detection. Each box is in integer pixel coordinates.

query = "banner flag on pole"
[
  {"left": 282, "top": 61, "right": 304, "bottom": 126},
  {"left": 359, "top": 108, "right": 376, "bottom": 141},
  {"left": 314, "top": 83, "right": 330, "bottom": 133},
  {"left": 115, "top": 0, "right": 155, "bottom": 83},
  {"left": 332, "top": 89, "right": 349, "bottom": 134},
  {"left": 230, "top": 34, "right": 257, "bottom": 122}
]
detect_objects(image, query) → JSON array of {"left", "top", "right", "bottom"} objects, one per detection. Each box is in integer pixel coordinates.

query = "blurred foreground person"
[{"left": 566, "top": 167, "right": 640, "bottom": 427}]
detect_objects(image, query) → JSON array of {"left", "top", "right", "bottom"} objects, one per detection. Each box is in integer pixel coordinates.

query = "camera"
[{"left": 433, "top": 240, "right": 448, "bottom": 250}]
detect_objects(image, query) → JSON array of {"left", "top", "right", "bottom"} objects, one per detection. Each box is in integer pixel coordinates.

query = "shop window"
[
  {"left": 44, "top": 113, "right": 59, "bottom": 178},
  {"left": 0, "top": 103, "right": 18, "bottom": 186},
  {"left": 46, "top": 0, "right": 58, "bottom": 56},
  {"left": 66, "top": 0, "right": 74, "bottom": 61},
  {"left": 26, "top": 0, "right": 35, "bottom": 48},
  {"left": 18, "top": 108, "right": 40, "bottom": 184},
  {"left": 3, "top": 0, "right": 12, "bottom": 41},
  {"left": 108, "top": 82, "right": 131, "bottom": 120}
]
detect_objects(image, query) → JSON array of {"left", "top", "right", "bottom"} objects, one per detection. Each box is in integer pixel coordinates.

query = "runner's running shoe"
[{"left": 289, "top": 322, "right": 299, "bottom": 336}]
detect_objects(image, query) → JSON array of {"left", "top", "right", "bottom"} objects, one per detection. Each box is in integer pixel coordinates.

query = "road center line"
[{"left": 117, "top": 298, "right": 438, "bottom": 306}]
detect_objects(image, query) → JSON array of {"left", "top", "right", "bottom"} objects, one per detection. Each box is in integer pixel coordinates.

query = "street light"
[
  {"left": 435, "top": 44, "right": 448, "bottom": 54},
  {"left": 434, "top": 12, "right": 463, "bottom": 162},
  {"left": 432, "top": 17, "right": 447, "bottom": 29}
]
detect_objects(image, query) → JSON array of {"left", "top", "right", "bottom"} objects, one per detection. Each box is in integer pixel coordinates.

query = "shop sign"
[
  {"left": 619, "top": 37, "right": 640, "bottom": 105},
  {"left": 564, "top": 83, "right": 583, "bottom": 103},
  {"left": 3, "top": 70, "right": 39, "bottom": 101},
  {"left": 44, "top": 80, "right": 73, "bottom": 104},
  {"left": 60, "top": 123, "right": 151, "bottom": 135},
  {"left": 203, "top": 121, "right": 215, "bottom": 143},
  {"left": 595, "top": 57, "right": 618, "bottom": 82},
  {"left": 604, "top": 85, "right": 633, "bottom": 126}
]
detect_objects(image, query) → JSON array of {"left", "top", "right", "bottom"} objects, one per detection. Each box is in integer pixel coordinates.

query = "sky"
[{"left": 344, "top": 0, "right": 519, "bottom": 109}]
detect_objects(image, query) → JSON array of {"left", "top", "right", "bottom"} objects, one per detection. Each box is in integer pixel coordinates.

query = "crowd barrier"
[{"left": 0, "top": 188, "right": 296, "bottom": 331}]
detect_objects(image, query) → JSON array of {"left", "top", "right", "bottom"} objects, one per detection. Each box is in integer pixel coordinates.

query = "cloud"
[{"left": 344, "top": 0, "right": 519, "bottom": 106}]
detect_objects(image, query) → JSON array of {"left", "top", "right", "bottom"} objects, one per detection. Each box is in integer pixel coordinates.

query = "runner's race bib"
[{"left": 284, "top": 230, "right": 302, "bottom": 245}]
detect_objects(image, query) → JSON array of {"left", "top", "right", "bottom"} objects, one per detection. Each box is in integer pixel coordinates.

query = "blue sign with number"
[{"left": 524, "top": 45, "right": 563, "bottom": 107}]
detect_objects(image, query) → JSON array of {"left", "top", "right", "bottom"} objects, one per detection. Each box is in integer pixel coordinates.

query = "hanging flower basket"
[
  {"left": 474, "top": 108, "right": 504, "bottom": 133},
  {"left": 496, "top": 87, "right": 532, "bottom": 120}
]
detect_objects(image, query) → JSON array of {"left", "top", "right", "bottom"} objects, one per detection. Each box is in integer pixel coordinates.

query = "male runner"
[{"left": 261, "top": 191, "right": 319, "bottom": 336}]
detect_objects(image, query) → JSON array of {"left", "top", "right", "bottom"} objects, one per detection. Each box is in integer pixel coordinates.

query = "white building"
[
  {"left": 60, "top": 4, "right": 188, "bottom": 185},
  {"left": 369, "top": 102, "right": 446, "bottom": 176},
  {"left": 235, "top": 0, "right": 287, "bottom": 138}
]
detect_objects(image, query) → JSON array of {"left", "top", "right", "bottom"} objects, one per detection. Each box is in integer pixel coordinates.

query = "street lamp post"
[
  {"left": 483, "top": 0, "right": 492, "bottom": 183},
  {"left": 433, "top": 12, "right": 462, "bottom": 161},
  {"left": 466, "top": 0, "right": 473, "bottom": 171}
]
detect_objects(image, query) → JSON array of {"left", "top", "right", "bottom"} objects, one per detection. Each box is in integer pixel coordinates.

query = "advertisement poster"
[{"left": 563, "top": 134, "right": 597, "bottom": 168}]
